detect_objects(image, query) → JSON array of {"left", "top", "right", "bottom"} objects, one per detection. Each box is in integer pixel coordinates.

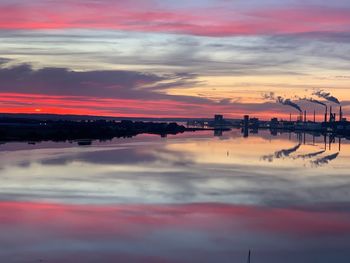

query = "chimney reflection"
[
  {"left": 261, "top": 131, "right": 342, "bottom": 167},
  {"left": 214, "top": 129, "right": 223, "bottom": 137}
]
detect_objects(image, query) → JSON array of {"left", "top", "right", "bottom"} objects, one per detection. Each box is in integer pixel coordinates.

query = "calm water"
[{"left": 0, "top": 130, "right": 350, "bottom": 262}]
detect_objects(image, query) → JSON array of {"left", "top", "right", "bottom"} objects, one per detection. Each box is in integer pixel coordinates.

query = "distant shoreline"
[
  {"left": 0, "top": 113, "right": 239, "bottom": 123},
  {"left": 0, "top": 117, "right": 196, "bottom": 143}
]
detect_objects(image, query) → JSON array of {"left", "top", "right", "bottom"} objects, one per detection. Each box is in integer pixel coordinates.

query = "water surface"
[{"left": 1, "top": 130, "right": 350, "bottom": 262}]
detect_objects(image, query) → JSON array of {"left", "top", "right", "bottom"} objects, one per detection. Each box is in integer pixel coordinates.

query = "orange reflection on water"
[{"left": 165, "top": 131, "right": 350, "bottom": 169}]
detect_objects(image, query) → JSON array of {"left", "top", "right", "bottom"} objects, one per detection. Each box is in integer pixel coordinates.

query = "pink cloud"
[
  {"left": 0, "top": 92, "right": 340, "bottom": 120},
  {"left": 1, "top": 2, "right": 350, "bottom": 36},
  {"left": 0, "top": 93, "right": 239, "bottom": 118},
  {"left": 1, "top": 202, "right": 350, "bottom": 239},
  {"left": 1, "top": 201, "right": 350, "bottom": 262}
]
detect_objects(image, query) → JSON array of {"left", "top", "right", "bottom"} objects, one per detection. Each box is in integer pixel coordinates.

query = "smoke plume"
[
  {"left": 294, "top": 150, "right": 326, "bottom": 160},
  {"left": 262, "top": 143, "right": 301, "bottom": 162},
  {"left": 262, "top": 92, "right": 275, "bottom": 100},
  {"left": 311, "top": 152, "right": 339, "bottom": 166},
  {"left": 300, "top": 97, "right": 327, "bottom": 108},
  {"left": 276, "top": 96, "right": 302, "bottom": 112},
  {"left": 313, "top": 90, "right": 340, "bottom": 104},
  {"left": 263, "top": 93, "right": 302, "bottom": 112}
]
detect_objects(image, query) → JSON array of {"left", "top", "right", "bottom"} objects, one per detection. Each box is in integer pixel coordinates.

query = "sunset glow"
[{"left": 1, "top": 0, "right": 350, "bottom": 118}]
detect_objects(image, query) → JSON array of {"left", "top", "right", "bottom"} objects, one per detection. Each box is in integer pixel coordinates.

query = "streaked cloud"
[
  {"left": 1, "top": 1, "right": 350, "bottom": 37},
  {"left": 1, "top": 1, "right": 350, "bottom": 117}
]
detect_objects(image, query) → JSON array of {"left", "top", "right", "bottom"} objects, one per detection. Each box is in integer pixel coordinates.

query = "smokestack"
[
  {"left": 339, "top": 106, "right": 343, "bottom": 122},
  {"left": 324, "top": 106, "right": 328, "bottom": 123},
  {"left": 314, "top": 110, "right": 316, "bottom": 123},
  {"left": 289, "top": 113, "right": 292, "bottom": 122},
  {"left": 330, "top": 106, "right": 332, "bottom": 123},
  {"left": 304, "top": 110, "right": 307, "bottom": 123}
]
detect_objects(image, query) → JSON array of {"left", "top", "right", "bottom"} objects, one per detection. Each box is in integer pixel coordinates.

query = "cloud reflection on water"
[
  {"left": 0, "top": 131, "right": 350, "bottom": 262},
  {"left": 0, "top": 202, "right": 350, "bottom": 263},
  {"left": 0, "top": 131, "right": 349, "bottom": 207}
]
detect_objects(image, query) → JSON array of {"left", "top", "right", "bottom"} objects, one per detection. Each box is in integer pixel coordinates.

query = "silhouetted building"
[
  {"left": 329, "top": 106, "right": 336, "bottom": 123},
  {"left": 243, "top": 115, "right": 249, "bottom": 128},
  {"left": 270, "top": 118, "right": 278, "bottom": 129},
  {"left": 209, "top": 114, "right": 231, "bottom": 128},
  {"left": 214, "top": 114, "right": 223, "bottom": 122},
  {"left": 250, "top": 117, "right": 260, "bottom": 128}
]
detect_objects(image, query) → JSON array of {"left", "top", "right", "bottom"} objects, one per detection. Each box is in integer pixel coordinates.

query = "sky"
[{"left": 1, "top": 0, "right": 350, "bottom": 119}]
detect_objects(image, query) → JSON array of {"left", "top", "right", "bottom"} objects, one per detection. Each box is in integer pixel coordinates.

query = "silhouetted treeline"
[{"left": 0, "top": 118, "right": 186, "bottom": 142}]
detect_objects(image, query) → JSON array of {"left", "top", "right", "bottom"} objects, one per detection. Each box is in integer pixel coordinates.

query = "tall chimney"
[
  {"left": 289, "top": 113, "right": 292, "bottom": 122},
  {"left": 324, "top": 106, "right": 328, "bottom": 123},
  {"left": 330, "top": 106, "right": 332, "bottom": 122},
  {"left": 304, "top": 110, "right": 307, "bottom": 123},
  {"left": 313, "top": 110, "right": 316, "bottom": 123},
  {"left": 339, "top": 106, "right": 343, "bottom": 122}
]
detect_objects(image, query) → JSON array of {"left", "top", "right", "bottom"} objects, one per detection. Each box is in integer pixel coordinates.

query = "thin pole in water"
[{"left": 247, "top": 250, "right": 251, "bottom": 263}]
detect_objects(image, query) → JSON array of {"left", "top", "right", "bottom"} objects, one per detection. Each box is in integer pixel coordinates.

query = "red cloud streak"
[
  {"left": 1, "top": 201, "right": 350, "bottom": 262},
  {"left": 0, "top": 93, "right": 338, "bottom": 120},
  {"left": 1, "top": 2, "right": 350, "bottom": 36},
  {"left": 0, "top": 92, "right": 236, "bottom": 118},
  {"left": 0, "top": 201, "right": 350, "bottom": 239}
]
